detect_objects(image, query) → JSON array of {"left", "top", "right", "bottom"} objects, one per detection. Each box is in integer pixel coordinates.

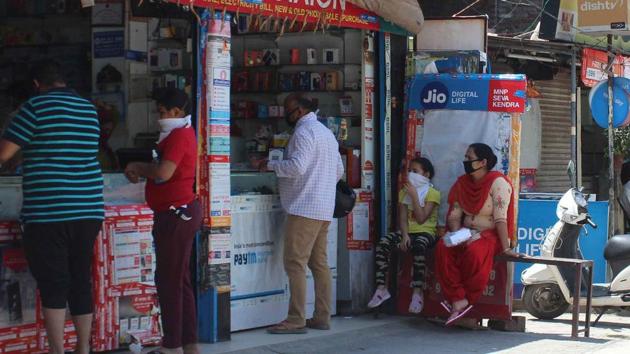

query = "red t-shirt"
[{"left": 145, "top": 127, "right": 197, "bottom": 212}]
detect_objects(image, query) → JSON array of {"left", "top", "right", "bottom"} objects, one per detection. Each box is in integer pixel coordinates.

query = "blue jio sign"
[{"left": 514, "top": 199, "right": 609, "bottom": 297}]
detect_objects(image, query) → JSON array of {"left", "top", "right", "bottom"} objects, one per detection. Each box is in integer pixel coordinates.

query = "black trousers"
[
  {"left": 375, "top": 232, "right": 437, "bottom": 289},
  {"left": 22, "top": 219, "right": 101, "bottom": 315}
]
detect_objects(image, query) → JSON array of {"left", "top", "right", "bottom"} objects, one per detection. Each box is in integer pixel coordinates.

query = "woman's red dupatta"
[{"left": 447, "top": 171, "right": 516, "bottom": 242}]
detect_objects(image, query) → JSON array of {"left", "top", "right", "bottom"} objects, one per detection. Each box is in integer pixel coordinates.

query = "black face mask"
[
  {"left": 285, "top": 107, "right": 299, "bottom": 127},
  {"left": 463, "top": 159, "right": 482, "bottom": 174}
]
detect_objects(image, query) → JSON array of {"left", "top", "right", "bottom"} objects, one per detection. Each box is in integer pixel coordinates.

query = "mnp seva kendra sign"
[
  {"left": 407, "top": 74, "right": 527, "bottom": 113},
  {"left": 172, "top": 0, "right": 380, "bottom": 30}
]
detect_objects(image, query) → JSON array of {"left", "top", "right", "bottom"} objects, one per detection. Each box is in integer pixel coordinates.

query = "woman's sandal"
[
  {"left": 445, "top": 304, "right": 474, "bottom": 326},
  {"left": 440, "top": 300, "right": 453, "bottom": 314}
]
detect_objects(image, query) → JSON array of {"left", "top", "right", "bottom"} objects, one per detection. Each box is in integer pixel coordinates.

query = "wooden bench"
[{"left": 495, "top": 254, "right": 594, "bottom": 338}]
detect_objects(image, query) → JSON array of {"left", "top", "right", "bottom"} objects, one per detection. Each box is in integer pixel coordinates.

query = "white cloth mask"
[{"left": 158, "top": 115, "right": 191, "bottom": 143}]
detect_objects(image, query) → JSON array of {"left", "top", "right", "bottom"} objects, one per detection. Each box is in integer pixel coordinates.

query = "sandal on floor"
[
  {"left": 440, "top": 300, "right": 453, "bottom": 314},
  {"left": 267, "top": 320, "right": 308, "bottom": 334},
  {"left": 408, "top": 293, "right": 424, "bottom": 314},
  {"left": 367, "top": 289, "right": 391, "bottom": 308},
  {"left": 445, "top": 305, "right": 474, "bottom": 326}
]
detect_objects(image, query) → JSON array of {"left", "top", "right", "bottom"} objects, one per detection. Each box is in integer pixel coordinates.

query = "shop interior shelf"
[
  {"left": 234, "top": 63, "right": 361, "bottom": 70},
  {"left": 231, "top": 89, "right": 361, "bottom": 94},
  {"left": 2, "top": 42, "right": 91, "bottom": 48},
  {"left": 232, "top": 115, "right": 361, "bottom": 121}
]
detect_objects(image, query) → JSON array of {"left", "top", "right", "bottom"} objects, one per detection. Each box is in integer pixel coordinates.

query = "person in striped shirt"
[{"left": 0, "top": 60, "right": 104, "bottom": 354}]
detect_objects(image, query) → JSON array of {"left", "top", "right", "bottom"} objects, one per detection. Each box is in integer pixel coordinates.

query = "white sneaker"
[
  {"left": 408, "top": 293, "right": 424, "bottom": 314},
  {"left": 367, "top": 288, "right": 391, "bottom": 308}
]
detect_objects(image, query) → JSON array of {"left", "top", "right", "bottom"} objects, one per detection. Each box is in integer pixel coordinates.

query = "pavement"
[{"left": 134, "top": 310, "right": 630, "bottom": 354}]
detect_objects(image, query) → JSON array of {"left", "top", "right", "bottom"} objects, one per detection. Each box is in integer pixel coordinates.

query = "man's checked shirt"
[{"left": 268, "top": 112, "right": 344, "bottom": 221}]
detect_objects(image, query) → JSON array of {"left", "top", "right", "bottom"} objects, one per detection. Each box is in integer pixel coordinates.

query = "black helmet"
[{"left": 334, "top": 180, "right": 356, "bottom": 218}]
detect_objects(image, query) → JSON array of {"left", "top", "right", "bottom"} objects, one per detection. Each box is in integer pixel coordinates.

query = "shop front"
[
  {"left": 0, "top": 1, "right": 198, "bottom": 351},
  {"left": 190, "top": 0, "right": 419, "bottom": 341},
  {"left": 0, "top": 0, "right": 421, "bottom": 351}
]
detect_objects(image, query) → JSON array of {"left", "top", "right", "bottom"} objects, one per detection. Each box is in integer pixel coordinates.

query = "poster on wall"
[
  {"left": 362, "top": 31, "right": 376, "bottom": 191},
  {"left": 346, "top": 191, "right": 374, "bottom": 250},
  {"left": 420, "top": 111, "right": 514, "bottom": 224},
  {"left": 230, "top": 198, "right": 288, "bottom": 331},
  {"left": 92, "top": 0, "right": 124, "bottom": 26},
  {"left": 93, "top": 30, "right": 124, "bottom": 58}
]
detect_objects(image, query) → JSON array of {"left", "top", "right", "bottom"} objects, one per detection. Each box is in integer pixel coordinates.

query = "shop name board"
[
  {"left": 408, "top": 74, "right": 527, "bottom": 113},
  {"left": 578, "top": 0, "right": 630, "bottom": 32},
  {"left": 177, "top": 0, "right": 380, "bottom": 30}
]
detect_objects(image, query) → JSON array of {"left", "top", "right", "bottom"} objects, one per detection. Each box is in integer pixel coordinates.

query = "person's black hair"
[
  {"left": 410, "top": 157, "right": 435, "bottom": 179},
  {"left": 469, "top": 143, "right": 498, "bottom": 170},
  {"left": 622, "top": 160, "right": 630, "bottom": 185},
  {"left": 153, "top": 87, "right": 190, "bottom": 115},
  {"left": 30, "top": 60, "right": 65, "bottom": 86},
  {"left": 286, "top": 93, "right": 317, "bottom": 112}
]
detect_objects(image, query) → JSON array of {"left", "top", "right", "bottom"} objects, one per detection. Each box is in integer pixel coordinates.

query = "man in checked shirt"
[{"left": 253, "top": 94, "right": 344, "bottom": 334}]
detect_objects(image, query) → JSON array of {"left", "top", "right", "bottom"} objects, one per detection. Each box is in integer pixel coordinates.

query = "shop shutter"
[{"left": 535, "top": 69, "right": 572, "bottom": 193}]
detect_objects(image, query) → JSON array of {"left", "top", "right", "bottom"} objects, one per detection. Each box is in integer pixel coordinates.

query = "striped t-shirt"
[{"left": 2, "top": 88, "right": 104, "bottom": 223}]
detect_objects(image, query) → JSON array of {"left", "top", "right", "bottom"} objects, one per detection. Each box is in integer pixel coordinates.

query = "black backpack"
[{"left": 333, "top": 180, "right": 356, "bottom": 218}]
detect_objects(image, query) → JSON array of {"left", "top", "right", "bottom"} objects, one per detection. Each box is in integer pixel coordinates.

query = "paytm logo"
[{"left": 420, "top": 82, "right": 449, "bottom": 109}]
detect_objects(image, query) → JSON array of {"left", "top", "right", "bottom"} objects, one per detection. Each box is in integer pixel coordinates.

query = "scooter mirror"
[{"left": 567, "top": 160, "right": 576, "bottom": 185}]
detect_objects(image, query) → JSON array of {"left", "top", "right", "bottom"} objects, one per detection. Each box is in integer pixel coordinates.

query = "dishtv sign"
[{"left": 578, "top": 0, "right": 630, "bottom": 33}]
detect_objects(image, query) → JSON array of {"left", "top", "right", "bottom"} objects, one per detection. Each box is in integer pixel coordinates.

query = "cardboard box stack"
[
  {"left": 95, "top": 204, "right": 161, "bottom": 351},
  {"left": 0, "top": 222, "right": 38, "bottom": 354},
  {"left": 0, "top": 204, "right": 161, "bottom": 353}
]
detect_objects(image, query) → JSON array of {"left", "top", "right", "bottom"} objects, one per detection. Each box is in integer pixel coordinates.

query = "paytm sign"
[{"left": 514, "top": 199, "right": 608, "bottom": 296}]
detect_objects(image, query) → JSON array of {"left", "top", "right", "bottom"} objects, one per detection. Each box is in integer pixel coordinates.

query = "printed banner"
[
  {"left": 581, "top": 48, "right": 624, "bottom": 87},
  {"left": 176, "top": 0, "right": 380, "bottom": 31},
  {"left": 346, "top": 191, "right": 374, "bottom": 250},
  {"left": 514, "top": 199, "right": 608, "bottom": 297},
  {"left": 407, "top": 74, "right": 527, "bottom": 113}
]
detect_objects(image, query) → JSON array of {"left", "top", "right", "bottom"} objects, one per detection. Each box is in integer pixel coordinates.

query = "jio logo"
[{"left": 420, "top": 82, "right": 449, "bottom": 109}]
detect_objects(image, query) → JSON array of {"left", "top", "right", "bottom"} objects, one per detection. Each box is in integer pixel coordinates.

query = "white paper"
[
  {"left": 129, "top": 21, "right": 148, "bottom": 52},
  {"left": 420, "top": 110, "right": 505, "bottom": 225},
  {"left": 352, "top": 202, "right": 370, "bottom": 241}
]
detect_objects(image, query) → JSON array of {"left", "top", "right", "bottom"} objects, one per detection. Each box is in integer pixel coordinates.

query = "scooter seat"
[{"left": 604, "top": 234, "right": 630, "bottom": 261}]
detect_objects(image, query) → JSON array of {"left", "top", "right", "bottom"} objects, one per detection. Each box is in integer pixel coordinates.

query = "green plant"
[{"left": 605, "top": 126, "right": 630, "bottom": 157}]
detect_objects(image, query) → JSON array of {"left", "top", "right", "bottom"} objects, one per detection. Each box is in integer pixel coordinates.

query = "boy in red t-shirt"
[{"left": 125, "top": 88, "right": 200, "bottom": 354}]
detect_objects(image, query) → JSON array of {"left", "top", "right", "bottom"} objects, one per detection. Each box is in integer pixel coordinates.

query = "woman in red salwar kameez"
[{"left": 435, "top": 143, "right": 520, "bottom": 326}]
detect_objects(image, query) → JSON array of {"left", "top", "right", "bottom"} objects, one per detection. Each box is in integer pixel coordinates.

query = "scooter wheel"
[{"left": 523, "top": 284, "right": 570, "bottom": 320}]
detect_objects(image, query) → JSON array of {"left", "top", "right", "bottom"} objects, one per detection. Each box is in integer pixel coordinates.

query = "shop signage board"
[
  {"left": 577, "top": 0, "right": 630, "bottom": 33},
  {"left": 407, "top": 74, "right": 527, "bottom": 113},
  {"left": 176, "top": 0, "right": 380, "bottom": 31},
  {"left": 588, "top": 77, "right": 630, "bottom": 128},
  {"left": 514, "top": 199, "right": 608, "bottom": 297},
  {"left": 93, "top": 30, "right": 124, "bottom": 58},
  {"left": 580, "top": 47, "right": 630, "bottom": 88}
]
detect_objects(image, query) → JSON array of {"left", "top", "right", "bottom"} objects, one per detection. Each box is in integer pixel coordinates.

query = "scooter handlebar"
[{"left": 587, "top": 218, "right": 597, "bottom": 229}]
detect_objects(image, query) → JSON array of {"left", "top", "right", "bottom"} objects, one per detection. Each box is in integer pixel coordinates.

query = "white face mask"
[
  {"left": 157, "top": 115, "right": 191, "bottom": 143},
  {"left": 408, "top": 172, "right": 430, "bottom": 188}
]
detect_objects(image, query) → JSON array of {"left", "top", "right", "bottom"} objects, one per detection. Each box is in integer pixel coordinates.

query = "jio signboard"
[
  {"left": 407, "top": 74, "right": 527, "bottom": 113},
  {"left": 515, "top": 199, "right": 608, "bottom": 297}
]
